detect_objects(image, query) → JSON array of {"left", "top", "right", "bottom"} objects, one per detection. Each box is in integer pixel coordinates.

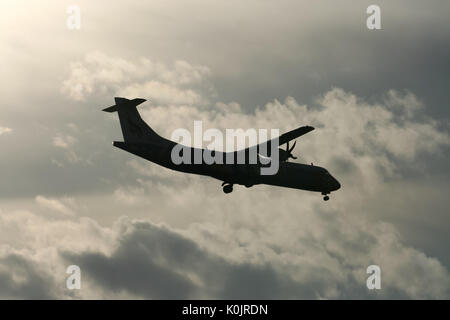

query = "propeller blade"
[{"left": 289, "top": 140, "right": 296, "bottom": 153}]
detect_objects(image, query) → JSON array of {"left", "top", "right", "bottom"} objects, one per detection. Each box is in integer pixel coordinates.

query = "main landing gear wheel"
[{"left": 222, "top": 182, "right": 233, "bottom": 194}]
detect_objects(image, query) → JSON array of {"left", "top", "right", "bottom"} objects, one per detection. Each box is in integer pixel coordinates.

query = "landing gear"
[
  {"left": 222, "top": 182, "right": 233, "bottom": 194},
  {"left": 322, "top": 192, "right": 330, "bottom": 201}
]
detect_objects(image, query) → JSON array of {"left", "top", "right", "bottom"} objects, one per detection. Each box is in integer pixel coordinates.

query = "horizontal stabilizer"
[
  {"left": 102, "top": 105, "right": 119, "bottom": 113},
  {"left": 102, "top": 97, "right": 146, "bottom": 113}
]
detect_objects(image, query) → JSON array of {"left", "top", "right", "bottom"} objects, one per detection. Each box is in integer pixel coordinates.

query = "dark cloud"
[
  {"left": 61, "top": 221, "right": 313, "bottom": 299},
  {"left": 0, "top": 254, "right": 57, "bottom": 299},
  {"left": 61, "top": 220, "right": 449, "bottom": 299},
  {"left": 62, "top": 221, "right": 347, "bottom": 299}
]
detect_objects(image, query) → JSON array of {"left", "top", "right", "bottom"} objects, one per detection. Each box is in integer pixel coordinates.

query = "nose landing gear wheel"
[
  {"left": 223, "top": 183, "right": 233, "bottom": 194},
  {"left": 323, "top": 195, "right": 330, "bottom": 201}
]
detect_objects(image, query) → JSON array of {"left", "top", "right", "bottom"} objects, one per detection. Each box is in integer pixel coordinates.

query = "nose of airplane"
[{"left": 331, "top": 177, "right": 341, "bottom": 191}]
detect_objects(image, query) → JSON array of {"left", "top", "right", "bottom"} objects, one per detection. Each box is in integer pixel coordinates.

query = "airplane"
[{"left": 103, "top": 97, "right": 341, "bottom": 201}]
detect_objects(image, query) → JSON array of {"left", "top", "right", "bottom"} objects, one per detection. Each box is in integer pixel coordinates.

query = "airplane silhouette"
[{"left": 103, "top": 97, "right": 341, "bottom": 201}]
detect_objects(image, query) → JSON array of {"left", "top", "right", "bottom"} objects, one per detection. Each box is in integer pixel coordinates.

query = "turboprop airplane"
[{"left": 103, "top": 97, "right": 341, "bottom": 201}]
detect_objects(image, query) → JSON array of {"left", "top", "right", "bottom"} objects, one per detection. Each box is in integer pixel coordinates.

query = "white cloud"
[
  {"left": 61, "top": 52, "right": 213, "bottom": 105},
  {"left": 35, "top": 195, "right": 75, "bottom": 217},
  {"left": 114, "top": 186, "right": 145, "bottom": 205},
  {"left": 385, "top": 89, "right": 424, "bottom": 118},
  {"left": 0, "top": 208, "right": 118, "bottom": 299},
  {"left": 0, "top": 127, "right": 12, "bottom": 136},
  {"left": 118, "top": 81, "right": 206, "bottom": 106},
  {"left": 1, "top": 206, "right": 449, "bottom": 299},
  {"left": 136, "top": 87, "right": 449, "bottom": 192},
  {"left": 52, "top": 135, "right": 77, "bottom": 149},
  {"left": 52, "top": 134, "right": 80, "bottom": 164}
]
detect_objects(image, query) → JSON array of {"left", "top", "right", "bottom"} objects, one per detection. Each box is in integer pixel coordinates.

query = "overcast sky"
[{"left": 1, "top": 0, "right": 450, "bottom": 299}]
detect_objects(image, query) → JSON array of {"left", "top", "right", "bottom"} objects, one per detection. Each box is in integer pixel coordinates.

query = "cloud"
[
  {"left": 56, "top": 53, "right": 450, "bottom": 299},
  {"left": 0, "top": 0, "right": 449, "bottom": 301},
  {"left": 0, "top": 253, "right": 57, "bottom": 299},
  {"left": 52, "top": 135, "right": 77, "bottom": 149},
  {"left": 114, "top": 186, "right": 146, "bottom": 205},
  {"left": 35, "top": 195, "right": 75, "bottom": 217},
  {"left": 60, "top": 217, "right": 450, "bottom": 299},
  {"left": 133, "top": 86, "right": 448, "bottom": 189},
  {"left": 2, "top": 42, "right": 450, "bottom": 299},
  {"left": 61, "top": 219, "right": 308, "bottom": 299},
  {"left": 118, "top": 81, "right": 207, "bottom": 106},
  {"left": 52, "top": 134, "right": 83, "bottom": 164},
  {"left": 61, "top": 51, "right": 213, "bottom": 105},
  {"left": 0, "top": 208, "right": 117, "bottom": 299},
  {"left": 0, "top": 127, "right": 12, "bottom": 136},
  {"left": 1, "top": 189, "right": 450, "bottom": 300}
]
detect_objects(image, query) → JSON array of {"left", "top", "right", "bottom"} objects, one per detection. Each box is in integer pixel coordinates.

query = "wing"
[
  {"left": 275, "top": 125, "right": 315, "bottom": 146},
  {"left": 239, "top": 125, "right": 314, "bottom": 157}
]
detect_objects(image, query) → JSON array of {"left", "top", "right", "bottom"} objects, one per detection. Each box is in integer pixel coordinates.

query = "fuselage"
[{"left": 113, "top": 141, "right": 341, "bottom": 194}]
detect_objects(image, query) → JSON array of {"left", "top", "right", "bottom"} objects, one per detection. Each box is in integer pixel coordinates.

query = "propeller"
[{"left": 279, "top": 140, "right": 297, "bottom": 161}]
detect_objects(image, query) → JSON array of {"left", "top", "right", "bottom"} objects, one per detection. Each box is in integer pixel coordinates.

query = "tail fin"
[{"left": 103, "top": 97, "right": 163, "bottom": 143}]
